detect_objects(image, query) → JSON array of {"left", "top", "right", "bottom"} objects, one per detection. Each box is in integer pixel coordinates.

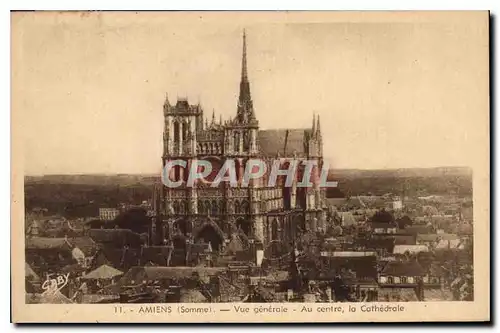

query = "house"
[
  {"left": 118, "top": 266, "right": 226, "bottom": 295},
  {"left": 89, "top": 228, "right": 144, "bottom": 248},
  {"left": 378, "top": 261, "right": 425, "bottom": 287},
  {"left": 338, "top": 212, "right": 356, "bottom": 227},
  {"left": 435, "top": 239, "right": 465, "bottom": 250},
  {"left": 401, "top": 225, "right": 434, "bottom": 235},
  {"left": 423, "top": 264, "right": 446, "bottom": 288},
  {"left": 356, "top": 237, "right": 395, "bottom": 256},
  {"left": 139, "top": 246, "right": 174, "bottom": 266},
  {"left": 386, "top": 198, "right": 403, "bottom": 211},
  {"left": 370, "top": 222, "right": 398, "bottom": 234},
  {"left": 68, "top": 236, "right": 100, "bottom": 267},
  {"left": 314, "top": 251, "right": 378, "bottom": 282},
  {"left": 393, "top": 245, "right": 429, "bottom": 255},
  {"left": 25, "top": 237, "right": 75, "bottom": 274},
  {"left": 99, "top": 208, "right": 120, "bottom": 221},
  {"left": 416, "top": 233, "right": 459, "bottom": 247},
  {"left": 90, "top": 246, "right": 140, "bottom": 272},
  {"left": 393, "top": 234, "right": 417, "bottom": 245}
]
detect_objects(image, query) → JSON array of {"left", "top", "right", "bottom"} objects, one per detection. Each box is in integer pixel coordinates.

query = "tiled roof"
[
  {"left": 381, "top": 261, "right": 425, "bottom": 277},
  {"left": 139, "top": 246, "right": 174, "bottom": 266},
  {"left": 417, "top": 233, "right": 459, "bottom": 242},
  {"left": 25, "top": 263, "right": 39, "bottom": 281},
  {"left": 223, "top": 235, "right": 245, "bottom": 255},
  {"left": 435, "top": 239, "right": 464, "bottom": 249},
  {"left": 402, "top": 225, "right": 434, "bottom": 235},
  {"left": 179, "top": 289, "right": 207, "bottom": 303},
  {"left": 120, "top": 266, "right": 226, "bottom": 284},
  {"left": 339, "top": 212, "right": 356, "bottom": 227},
  {"left": 83, "top": 264, "right": 123, "bottom": 279},
  {"left": 257, "top": 129, "right": 310, "bottom": 157},
  {"left": 325, "top": 198, "right": 347, "bottom": 207},
  {"left": 89, "top": 229, "right": 143, "bottom": 247},
  {"left": 393, "top": 235, "right": 417, "bottom": 245},
  {"left": 68, "top": 236, "right": 99, "bottom": 256},
  {"left": 26, "top": 237, "right": 71, "bottom": 250},
  {"left": 91, "top": 246, "right": 140, "bottom": 271},
  {"left": 303, "top": 255, "right": 378, "bottom": 280},
  {"left": 358, "top": 237, "right": 395, "bottom": 252},
  {"left": 393, "top": 245, "right": 429, "bottom": 254}
]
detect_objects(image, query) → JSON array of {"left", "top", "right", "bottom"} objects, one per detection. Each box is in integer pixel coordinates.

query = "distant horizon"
[{"left": 24, "top": 165, "right": 473, "bottom": 178}]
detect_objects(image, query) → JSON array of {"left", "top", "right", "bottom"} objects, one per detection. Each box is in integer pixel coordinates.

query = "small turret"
[
  {"left": 312, "top": 113, "right": 316, "bottom": 134},
  {"left": 316, "top": 115, "right": 321, "bottom": 139}
]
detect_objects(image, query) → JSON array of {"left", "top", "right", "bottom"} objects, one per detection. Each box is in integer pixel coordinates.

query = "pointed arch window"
[
  {"left": 182, "top": 122, "right": 188, "bottom": 141},
  {"left": 240, "top": 200, "right": 250, "bottom": 214},
  {"left": 173, "top": 122, "right": 180, "bottom": 143},
  {"left": 211, "top": 200, "right": 218, "bottom": 216},
  {"left": 234, "top": 132, "right": 240, "bottom": 153}
]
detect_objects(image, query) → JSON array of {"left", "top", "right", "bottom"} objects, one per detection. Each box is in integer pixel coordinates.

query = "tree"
[
  {"left": 396, "top": 215, "right": 413, "bottom": 229},
  {"left": 370, "top": 209, "right": 394, "bottom": 224},
  {"left": 112, "top": 207, "right": 150, "bottom": 234},
  {"left": 326, "top": 225, "right": 343, "bottom": 237}
]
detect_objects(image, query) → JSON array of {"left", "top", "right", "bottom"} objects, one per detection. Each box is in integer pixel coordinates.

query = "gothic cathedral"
[{"left": 153, "top": 31, "right": 326, "bottom": 257}]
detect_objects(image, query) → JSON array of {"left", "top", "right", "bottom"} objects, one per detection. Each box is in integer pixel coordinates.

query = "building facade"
[
  {"left": 99, "top": 208, "right": 120, "bottom": 221},
  {"left": 153, "top": 31, "right": 326, "bottom": 254}
]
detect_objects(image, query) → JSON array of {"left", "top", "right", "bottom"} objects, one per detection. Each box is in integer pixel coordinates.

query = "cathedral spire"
[
  {"left": 211, "top": 109, "right": 216, "bottom": 125},
  {"left": 312, "top": 113, "right": 316, "bottom": 134},
  {"left": 241, "top": 29, "right": 248, "bottom": 83},
  {"left": 238, "top": 29, "right": 251, "bottom": 105},
  {"left": 236, "top": 29, "right": 257, "bottom": 125}
]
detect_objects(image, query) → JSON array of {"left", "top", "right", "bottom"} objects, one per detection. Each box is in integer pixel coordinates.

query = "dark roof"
[
  {"left": 139, "top": 246, "right": 174, "bottom": 266},
  {"left": 91, "top": 246, "right": 140, "bottom": 271},
  {"left": 25, "top": 279, "right": 38, "bottom": 293},
  {"left": 83, "top": 264, "right": 123, "bottom": 279},
  {"left": 358, "top": 237, "right": 395, "bottom": 252},
  {"left": 89, "top": 229, "right": 143, "bottom": 247},
  {"left": 188, "top": 243, "right": 211, "bottom": 255},
  {"left": 223, "top": 235, "right": 245, "bottom": 255},
  {"left": 393, "top": 235, "right": 417, "bottom": 245},
  {"left": 325, "top": 198, "right": 347, "bottom": 207},
  {"left": 300, "top": 255, "right": 378, "bottom": 280},
  {"left": 25, "top": 263, "right": 40, "bottom": 281},
  {"left": 381, "top": 261, "right": 425, "bottom": 277},
  {"left": 26, "top": 237, "right": 71, "bottom": 250},
  {"left": 370, "top": 222, "right": 397, "bottom": 229},
  {"left": 257, "top": 129, "right": 310, "bottom": 157},
  {"left": 68, "top": 236, "right": 99, "bottom": 256},
  {"left": 402, "top": 225, "right": 433, "bottom": 235},
  {"left": 120, "top": 266, "right": 226, "bottom": 284}
]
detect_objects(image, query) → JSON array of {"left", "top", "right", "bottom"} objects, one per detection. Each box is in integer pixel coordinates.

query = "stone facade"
[{"left": 153, "top": 31, "right": 326, "bottom": 255}]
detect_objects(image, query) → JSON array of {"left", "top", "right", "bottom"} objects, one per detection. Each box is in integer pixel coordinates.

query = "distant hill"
[
  {"left": 328, "top": 167, "right": 472, "bottom": 179},
  {"left": 25, "top": 166, "right": 472, "bottom": 185},
  {"left": 326, "top": 167, "right": 472, "bottom": 198},
  {"left": 25, "top": 174, "right": 160, "bottom": 186}
]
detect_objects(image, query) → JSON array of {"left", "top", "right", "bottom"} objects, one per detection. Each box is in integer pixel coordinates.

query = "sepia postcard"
[{"left": 11, "top": 11, "right": 490, "bottom": 323}]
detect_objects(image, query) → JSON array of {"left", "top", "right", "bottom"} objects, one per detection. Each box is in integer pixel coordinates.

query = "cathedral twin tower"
[{"left": 156, "top": 31, "right": 325, "bottom": 254}]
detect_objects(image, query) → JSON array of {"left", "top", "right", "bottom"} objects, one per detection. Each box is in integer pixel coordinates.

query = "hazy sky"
[{"left": 12, "top": 12, "right": 488, "bottom": 175}]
